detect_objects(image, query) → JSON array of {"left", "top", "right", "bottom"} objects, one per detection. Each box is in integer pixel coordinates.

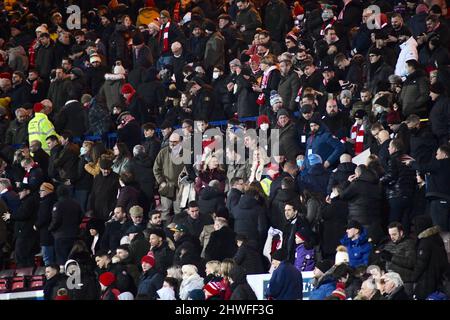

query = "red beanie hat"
[
  {"left": 55, "top": 294, "right": 70, "bottom": 300},
  {"left": 293, "top": 2, "right": 304, "bottom": 16},
  {"left": 33, "top": 102, "right": 45, "bottom": 113},
  {"left": 203, "top": 281, "right": 225, "bottom": 298},
  {"left": 121, "top": 83, "right": 135, "bottom": 95},
  {"left": 295, "top": 232, "right": 306, "bottom": 241},
  {"left": 0, "top": 72, "right": 11, "bottom": 80},
  {"left": 99, "top": 272, "right": 116, "bottom": 287},
  {"left": 141, "top": 254, "right": 155, "bottom": 267},
  {"left": 257, "top": 114, "right": 270, "bottom": 127}
]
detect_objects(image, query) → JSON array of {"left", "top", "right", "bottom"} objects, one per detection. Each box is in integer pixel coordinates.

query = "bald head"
[
  {"left": 378, "top": 130, "right": 390, "bottom": 143},
  {"left": 340, "top": 153, "right": 352, "bottom": 163}
]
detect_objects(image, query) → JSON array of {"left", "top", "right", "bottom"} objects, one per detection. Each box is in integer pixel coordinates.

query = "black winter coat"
[
  {"left": 321, "top": 198, "right": 348, "bottom": 259},
  {"left": 55, "top": 100, "right": 87, "bottom": 138},
  {"left": 34, "top": 193, "right": 57, "bottom": 246},
  {"left": 128, "top": 154, "right": 156, "bottom": 206},
  {"left": 100, "top": 220, "right": 128, "bottom": 253},
  {"left": 235, "top": 74, "right": 259, "bottom": 118},
  {"left": 234, "top": 240, "right": 266, "bottom": 275},
  {"left": 327, "top": 162, "right": 357, "bottom": 195},
  {"left": 429, "top": 95, "right": 450, "bottom": 141},
  {"left": 48, "top": 197, "right": 83, "bottom": 239},
  {"left": 413, "top": 158, "right": 450, "bottom": 201},
  {"left": 226, "top": 188, "right": 243, "bottom": 213},
  {"left": 339, "top": 169, "right": 382, "bottom": 226},
  {"left": 205, "top": 226, "right": 237, "bottom": 262},
  {"left": 277, "top": 122, "right": 303, "bottom": 161},
  {"left": 117, "top": 120, "right": 142, "bottom": 152},
  {"left": 413, "top": 223, "right": 449, "bottom": 300},
  {"left": 150, "top": 241, "right": 174, "bottom": 274},
  {"left": 232, "top": 194, "right": 268, "bottom": 246},
  {"left": 380, "top": 151, "right": 416, "bottom": 199},
  {"left": 88, "top": 172, "right": 120, "bottom": 221},
  {"left": 382, "top": 237, "right": 416, "bottom": 283},
  {"left": 198, "top": 186, "right": 226, "bottom": 216},
  {"left": 229, "top": 265, "right": 257, "bottom": 300},
  {"left": 409, "top": 126, "right": 438, "bottom": 166},
  {"left": 11, "top": 193, "right": 40, "bottom": 240}
]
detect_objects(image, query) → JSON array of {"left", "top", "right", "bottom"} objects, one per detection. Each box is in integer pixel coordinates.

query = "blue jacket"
[
  {"left": 340, "top": 229, "right": 372, "bottom": 268},
  {"left": 0, "top": 190, "right": 20, "bottom": 214},
  {"left": 306, "top": 127, "right": 344, "bottom": 167},
  {"left": 266, "top": 261, "right": 303, "bottom": 300},
  {"left": 309, "top": 276, "right": 336, "bottom": 300}
]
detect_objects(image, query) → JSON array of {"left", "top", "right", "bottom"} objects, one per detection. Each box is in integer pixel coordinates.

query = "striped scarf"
[
  {"left": 350, "top": 121, "right": 365, "bottom": 155},
  {"left": 161, "top": 21, "right": 171, "bottom": 53},
  {"left": 256, "top": 65, "right": 277, "bottom": 106}
]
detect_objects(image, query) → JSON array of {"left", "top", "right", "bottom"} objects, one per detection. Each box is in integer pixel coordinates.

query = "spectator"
[
  {"left": 34, "top": 182, "right": 57, "bottom": 266},
  {"left": 379, "top": 222, "right": 416, "bottom": 297},
  {"left": 380, "top": 272, "right": 411, "bottom": 300},
  {"left": 49, "top": 185, "right": 83, "bottom": 265},
  {"left": 87, "top": 158, "right": 120, "bottom": 222},
  {"left": 340, "top": 220, "right": 372, "bottom": 268},
  {"left": 306, "top": 115, "right": 345, "bottom": 169},
  {"left": 266, "top": 249, "right": 303, "bottom": 300},
  {"left": 2, "top": 184, "right": 39, "bottom": 267},
  {"left": 153, "top": 132, "right": 185, "bottom": 223},
  {"left": 412, "top": 215, "right": 449, "bottom": 299},
  {"left": 28, "top": 101, "right": 57, "bottom": 155}
]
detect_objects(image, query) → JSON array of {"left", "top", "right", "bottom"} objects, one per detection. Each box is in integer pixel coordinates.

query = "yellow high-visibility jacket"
[{"left": 28, "top": 113, "right": 58, "bottom": 155}]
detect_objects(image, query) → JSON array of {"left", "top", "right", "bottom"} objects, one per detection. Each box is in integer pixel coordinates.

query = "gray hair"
[
  {"left": 167, "top": 266, "right": 183, "bottom": 281},
  {"left": 208, "top": 179, "right": 220, "bottom": 190},
  {"left": 15, "top": 108, "right": 27, "bottom": 117},
  {"left": 384, "top": 272, "right": 403, "bottom": 287},
  {"left": 133, "top": 144, "right": 145, "bottom": 157},
  {"left": 0, "top": 178, "right": 12, "bottom": 189}
]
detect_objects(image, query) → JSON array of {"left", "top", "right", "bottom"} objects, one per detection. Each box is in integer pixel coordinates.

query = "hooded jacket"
[{"left": 413, "top": 215, "right": 449, "bottom": 299}]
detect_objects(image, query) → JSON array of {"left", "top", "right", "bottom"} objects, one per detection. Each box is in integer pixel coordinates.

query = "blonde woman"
[
  {"left": 204, "top": 260, "right": 222, "bottom": 284},
  {"left": 249, "top": 147, "right": 270, "bottom": 183},
  {"left": 179, "top": 264, "right": 204, "bottom": 300},
  {"left": 219, "top": 258, "right": 236, "bottom": 300}
]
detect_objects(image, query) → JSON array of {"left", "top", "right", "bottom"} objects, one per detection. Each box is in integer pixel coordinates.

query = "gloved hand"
[{"left": 380, "top": 250, "right": 393, "bottom": 261}]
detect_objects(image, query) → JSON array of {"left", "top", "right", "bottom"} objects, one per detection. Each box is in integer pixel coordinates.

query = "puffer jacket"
[
  {"left": 339, "top": 169, "right": 382, "bottom": 226},
  {"left": 382, "top": 237, "right": 416, "bottom": 283},
  {"left": 99, "top": 73, "right": 125, "bottom": 111},
  {"left": 231, "top": 194, "right": 268, "bottom": 246},
  {"left": 327, "top": 162, "right": 357, "bottom": 195},
  {"left": 380, "top": 151, "right": 416, "bottom": 199},
  {"left": 399, "top": 70, "right": 430, "bottom": 117},
  {"left": 340, "top": 228, "right": 372, "bottom": 268}
]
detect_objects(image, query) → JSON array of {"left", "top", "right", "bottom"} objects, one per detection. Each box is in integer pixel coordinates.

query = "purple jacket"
[{"left": 294, "top": 244, "right": 315, "bottom": 272}]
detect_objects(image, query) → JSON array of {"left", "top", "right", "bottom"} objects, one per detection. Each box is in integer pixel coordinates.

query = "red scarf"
[
  {"left": 320, "top": 17, "right": 337, "bottom": 36},
  {"left": 23, "top": 163, "right": 38, "bottom": 184},
  {"left": 29, "top": 39, "right": 37, "bottom": 68},
  {"left": 256, "top": 65, "right": 277, "bottom": 106},
  {"left": 160, "top": 21, "right": 171, "bottom": 53},
  {"left": 350, "top": 121, "right": 365, "bottom": 155}
]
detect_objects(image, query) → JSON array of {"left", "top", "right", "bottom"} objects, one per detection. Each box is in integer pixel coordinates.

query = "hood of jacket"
[
  {"left": 418, "top": 225, "right": 440, "bottom": 239},
  {"left": 414, "top": 215, "right": 434, "bottom": 236}
]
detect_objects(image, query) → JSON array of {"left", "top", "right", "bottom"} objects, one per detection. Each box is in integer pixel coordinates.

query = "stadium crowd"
[{"left": 0, "top": 0, "right": 449, "bottom": 300}]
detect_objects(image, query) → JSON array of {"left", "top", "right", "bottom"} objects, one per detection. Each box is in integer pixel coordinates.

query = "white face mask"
[
  {"left": 260, "top": 123, "right": 269, "bottom": 131},
  {"left": 212, "top": 72, "right": 220, "bottom": 79},
  {"left": 80, "top": 147, "right": 87, "bottom": 156},
  {"left": 375, "top": 106, "right": 383, "bottom": 114}
]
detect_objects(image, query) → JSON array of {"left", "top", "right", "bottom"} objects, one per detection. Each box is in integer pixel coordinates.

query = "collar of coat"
[{"left": 418, "top": 226, "right": 440, "bottom": 239}]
